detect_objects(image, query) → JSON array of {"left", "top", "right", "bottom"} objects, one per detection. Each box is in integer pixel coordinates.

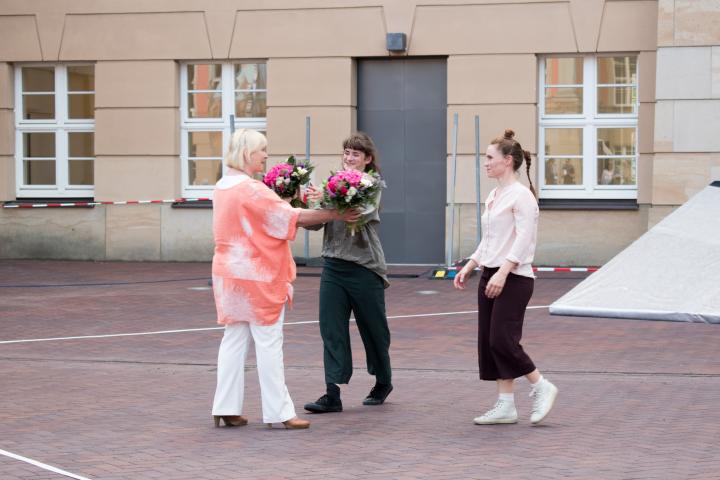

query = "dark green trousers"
[{"left": 319, "top": 258, "right": 392, "bottom": 385}]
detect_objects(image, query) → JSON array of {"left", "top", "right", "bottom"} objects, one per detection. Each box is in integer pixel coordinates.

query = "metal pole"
[
  {"left": 303, "top": 116, "right": 311, "bottom": 261},
  {"left": 446, "top": 112, "right": 459, "bottom": 268},
  {"left": 474, "top": 115, "right": 482, "bottom": 246},
  {"left": 305, "top": 116, "right": 311, "bottom": 161}
]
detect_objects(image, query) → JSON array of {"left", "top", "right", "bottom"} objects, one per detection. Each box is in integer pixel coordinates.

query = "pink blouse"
[
  {"left": 211, "top": 172, "right": 300, "bottom": 326},
  {"left": 469, "top": 181, "right": 538, "bottom": 278}
]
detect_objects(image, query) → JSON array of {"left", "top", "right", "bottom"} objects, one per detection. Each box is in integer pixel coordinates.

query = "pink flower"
[
  {"left": 263, "top": 163, "right": 296, "bottom": 191},
  {"left": 262, "top": 156, "right": 315, "bottom": 207},
  {"left": 322, "top": 169, "right": 382, "bottom": 210},
  {"left": 263, "top": 163, "right": 290, "bottom": 188},
  {"left": 336, "top": 170, "right": 362, "bottom": 187}
]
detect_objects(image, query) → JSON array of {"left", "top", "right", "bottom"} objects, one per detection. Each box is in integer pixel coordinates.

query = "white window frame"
[
  {"left": 538, "top": 54, "right": 638, "bottom": 200},
  {"left": 180, "top": 61, "right": 266, "bottom": 198},
  {"left": 14, "top": 64, "right": 95, "bottom": 198}
]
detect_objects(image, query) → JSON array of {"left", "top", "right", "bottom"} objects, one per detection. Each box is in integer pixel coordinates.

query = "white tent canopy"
[{"left": 550, "top": 182, "right": 720, "bottom": 324}]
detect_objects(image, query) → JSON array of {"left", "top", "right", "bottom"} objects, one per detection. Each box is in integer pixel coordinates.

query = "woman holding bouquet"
[
  {"left": 211, "top": 129, "right": 360, "bottom": 430},
  {"left": 303, "top": 132, "right": 394, "bottom": 413},
  {"left": 453, "top": 129, "right": 558, "bottom": 426}
]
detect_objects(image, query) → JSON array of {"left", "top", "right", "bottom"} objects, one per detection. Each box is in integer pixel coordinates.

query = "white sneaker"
[
  {"left": 529, "top": 379, "right": 558, "bottom": 424},
  {"left": 473, "top": 399, "right": 518, "bottom": 425}
]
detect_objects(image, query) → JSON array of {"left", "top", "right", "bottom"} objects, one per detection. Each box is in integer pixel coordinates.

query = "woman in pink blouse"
[
  {"left": 454, "top": 129, "right": 558, "bottom": 426},
  {"left": 211, "top": 129, "right": 360, "bottom": 430}
]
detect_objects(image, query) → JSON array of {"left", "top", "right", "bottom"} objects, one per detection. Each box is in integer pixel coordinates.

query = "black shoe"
[
  {"left": 304, "top": 394, "right": 343, "bottom": 413},
  {"left": 362, "top": 383, "right": 393, "bottom": 406}
]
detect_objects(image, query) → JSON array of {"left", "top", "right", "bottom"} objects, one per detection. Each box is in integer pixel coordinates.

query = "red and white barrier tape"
[
  {"left": 2, "top": 198, "right": 211, "bottom": 208},
  {"left": 533, "top": 267, "right": 598, "bottom": 273},
  {"left": 462, "top": 266, "right": 597, "bottom": 273},
  {"left": 533, "top": 267, "right": 598, "bottom": 272}
]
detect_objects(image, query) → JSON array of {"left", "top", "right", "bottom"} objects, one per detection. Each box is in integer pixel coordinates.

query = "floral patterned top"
[{"left": 211, "top": 171, "right": 300, "bottom": 326}]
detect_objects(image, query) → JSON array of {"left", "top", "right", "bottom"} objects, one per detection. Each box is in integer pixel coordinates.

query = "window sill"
[
  {"left": 538, "top": 198, "right": 639, "bottom": 211},
  {"left": 4, "top": 198, "right": 96, "bottom": 208},
  {"left": 171, "top": 199, "right": 213, "bottom": 209}
]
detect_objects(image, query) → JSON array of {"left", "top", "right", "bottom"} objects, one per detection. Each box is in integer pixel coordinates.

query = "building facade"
[{"left": 0, "top": 0, "right": 718, "bottom": 265}]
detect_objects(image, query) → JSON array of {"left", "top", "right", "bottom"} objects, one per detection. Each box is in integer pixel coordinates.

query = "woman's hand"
[
  {"left": 453, "top": 268, "right": 471, "bottom": 290},
  {"left": 305, "top": 185, "right": 323, "bottom": 202},
  {"left": 296, "top": 206, "right": 360, "bottom": 227},
  {"left": 336, "top": 208, "right": 362, "bottom": 223},
  {"left": 453, "top": 259, "right": 478, "bottom": 290},
  {"left": 484, "top": 271, "right": 507, "bottom": 298}
]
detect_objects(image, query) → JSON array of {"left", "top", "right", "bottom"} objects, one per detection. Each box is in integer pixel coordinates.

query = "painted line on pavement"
[
  {"left": 0, "top": 306, "right": 550, "bottom": 345},
  {"left": 0, "top": 448, "right": 93, "bottom": 480}
]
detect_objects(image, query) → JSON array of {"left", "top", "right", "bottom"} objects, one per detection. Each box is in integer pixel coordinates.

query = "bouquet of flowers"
[
  {"left": 322, "top": 169, "right": 384, "bottom": 235},
  {"left": 263, "top": 155, "right": 314, "bottom": 207}
]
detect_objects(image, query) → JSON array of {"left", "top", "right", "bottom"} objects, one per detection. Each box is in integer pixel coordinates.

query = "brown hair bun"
[{"left": 490, "top": 129, "right": 537, "bottom": 198}]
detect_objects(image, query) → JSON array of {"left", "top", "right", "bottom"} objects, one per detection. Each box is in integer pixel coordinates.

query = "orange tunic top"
[{"left": 211, "top": 172, "right": 300, "bottom": 326}]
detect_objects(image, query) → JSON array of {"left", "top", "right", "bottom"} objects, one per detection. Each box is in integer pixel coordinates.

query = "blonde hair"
[{"left": 225, "top": 129, "right": 267, "bottom": 170}]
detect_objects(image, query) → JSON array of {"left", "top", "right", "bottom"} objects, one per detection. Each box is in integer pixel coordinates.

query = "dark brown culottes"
[{"left": 477, "top": 267, "right": 537, "bottom": 381}]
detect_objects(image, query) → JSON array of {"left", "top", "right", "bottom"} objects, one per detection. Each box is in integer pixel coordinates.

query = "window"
[
  {"left": 539, "top": 55, "right": 638, "bottom": 199},
  {"left": 15, "top": 64, "right": 95, "bottom": 197},
  {"left": 180, "top": 62, "right": 267, "bottom": 197}
]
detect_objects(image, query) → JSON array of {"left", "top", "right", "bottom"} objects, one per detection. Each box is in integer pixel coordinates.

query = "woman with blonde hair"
[
  {"left": 454, "top": 129, "right": 558, "bottom": 426},
  {"left": 211, "top": 129, "right": 360, "bottom": 429}
]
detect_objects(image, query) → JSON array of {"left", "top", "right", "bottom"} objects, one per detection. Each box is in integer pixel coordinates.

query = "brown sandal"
[{"left": 213, "top": 415, "right": 248, "bottom": 427}]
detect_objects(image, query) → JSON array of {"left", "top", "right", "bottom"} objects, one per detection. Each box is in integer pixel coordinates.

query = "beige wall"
[
  {"left": 447, "top": 54, "right": 538, "bottom": 196},
  {"left": 266, "top": 57, "right": 356, "bottom": 159},
  {"left": 0, "top": 63, "right": 13, "bottom": 200},
  {"left": 637, "top": 50, "right": 657, "bottom": 204},
  {"left": 0, "top": 1, "right": 664, "bottom": 265},
  {"left": 94, "top": 60, "right": 181, "bottom": 209},
  {"left": 537, "top": 207, "right": 650, "bottom": 266},
  {"left": 0, "top": 15, "right": 41, "bottom": 61},
  {"left": 93, "top": 59, "right": 183, "bottom": 259},
  {"left": 653, "top": 0, "right": 720, "bottom": 208},
  {"left": 0, "top": 156, "right": 15, "bottom": 201},
  {"left": 0, "top": 0, "right": 660, "bottom": 60},
  {"left": 0, "top": 207, "right": 107, "bottom": 259}
]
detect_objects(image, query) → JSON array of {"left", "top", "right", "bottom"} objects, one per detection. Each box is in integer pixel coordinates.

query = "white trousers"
[{"left": 211, "top": 307, "right": 296, "bottom": 423}]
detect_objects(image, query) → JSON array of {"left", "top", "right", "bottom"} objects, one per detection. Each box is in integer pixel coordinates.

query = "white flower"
[
  {"left": 291, "top": 171, "right": 299, "bottom": 177},
  {"left": 297, "top": 167, "right": 308, "bottom": 175},
  {"left": 347, "top": 187, "right": 357, "bottom": 197},
  {"left": 284, "top": 178, "right": 291, "bottom": 184},
  {"left": 360, "top": 177, "right": 373, "bottom": 187},
  {"left": 275, "top": 178, "right": 284, "bottom": 186}
]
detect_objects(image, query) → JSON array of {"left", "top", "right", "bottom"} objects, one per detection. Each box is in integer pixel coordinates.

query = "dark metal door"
[{"left": 357, "top": 58, "right": 447, "bottom": 264}]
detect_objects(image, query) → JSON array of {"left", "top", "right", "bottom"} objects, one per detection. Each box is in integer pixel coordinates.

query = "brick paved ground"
[{"left": 1, "top": 260, "right": 719, "bottom": 480}]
